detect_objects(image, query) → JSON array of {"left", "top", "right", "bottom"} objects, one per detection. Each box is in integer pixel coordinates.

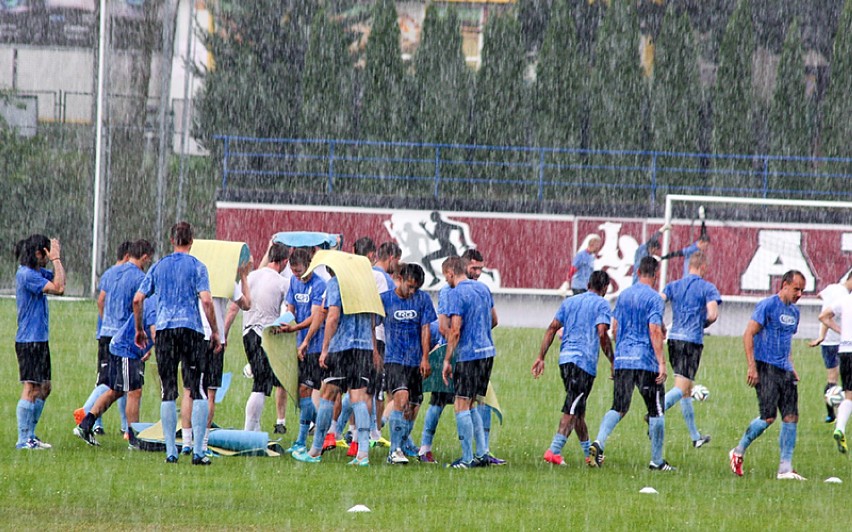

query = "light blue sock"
[
  {"left": 370, "top": 396, "right": 378, "bottom": 433},
  {"left": 595, "top": 410, "right": 622, "bottom": 449},
  {"left": 335, "top": 393, "right": 353, "bottom": 437},
  {"left": 779, "top": 422, "right": 797, "bottom": 463},
  {"left": 455, "top": 410, "right": 474, "bottom": 463},
  {"left": 16, "top": 399, "right": 34, "bottom": 445},
  {"left": 404, "top": 419, "right": 416, "bottom": 448},
  {"left": 736, "top": 417, "right": 769, "bottom": 454},
  {"left": 84, "top": 384, "right": 109, "bottom": 429},
  {"left": 389, "top": 409, "right": 405, "bottom": 451},
  {"left": 352, "top": 400, "right": 370, "bottom": 459},
  {"left": 471, "top": 407, "right": 488, "bottom": 456},
  {"left": 310, "top": 399, "right": 334, "bottom": 454},
  {"left": 191, "top": 398, "right": 209, "bottom": 457},
  {"left": 680, "top": 397, "right": 700, "bottom": 441},
  {"left": 421, "top": 405, "right": 442, "bottom": 448},
  {"left": 649, "top": 416, "right": 664, "bottom": 464},
  {"left": 549, "top": 433, "right": 568, "bottom": 455},
  {"left": 477, "top": 404, "right": 492, "bottom": 448},
  {"left": 161, "top": 401, "right": 178, "bottom": 458},
  {"left": 118, "top": 395, "right": 128, "bottom": 433},
  {"left": 30, "top": 398, "right": 45, "bottom": 439},
  {"left": 664, "top": 388, "right": 683, "bottom": 412},
  {"left": 296, "top": 397, "right": 315, "bottom": 446},
  {"left": 580, "top": 439, "right": 591, "bottom": 457}
]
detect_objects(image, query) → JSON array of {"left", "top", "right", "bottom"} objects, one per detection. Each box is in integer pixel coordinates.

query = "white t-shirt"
[
  {"left": 242, "top": 266, "right": 289, "bottom": 336},
  {"left": 832, "top": 293, "right": 852, "bottom": 354},
  {"left": 201, "top": 286, "right": 240, "bottom": 341},
  {"left": 820, "top": 283, "right": 849, "bottom": 346},
  {"left": 373, "top": 270, "right": 390, "bottom": 343}
]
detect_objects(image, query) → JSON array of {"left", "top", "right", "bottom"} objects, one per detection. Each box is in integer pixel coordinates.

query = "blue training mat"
[
  {"left": 207, "top": 429, "right": 270, "bottom": 452},
  {"left": 273, "top": 231, "right": 342, "bottom": 249}
]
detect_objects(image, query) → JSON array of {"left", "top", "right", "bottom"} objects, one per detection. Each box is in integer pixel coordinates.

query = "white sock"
[
  {"left": 837, "top": 399, "right": 852, "bottom": 433},
  {"left": 181, "top": 427, "right": 192, "bottom": 448},
  {"left": 419, "top": 444, "right": 431, "bottom": 455},
  {"left": 277, "top": 418, "right": 286, "bottom": 425},
  {"left": 244, "top": 392, "right": 265, "bottom": 432},
  {"left": 370, "top": 429, "right": 382, "bottom": 440}
]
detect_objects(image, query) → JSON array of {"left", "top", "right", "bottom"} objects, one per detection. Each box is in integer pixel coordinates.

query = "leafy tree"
[
  {"left": 517, "top": 0, "right": 554, "bottom": 54},
  {"left": 822, "top": 0, "right": 852, "bottom": 160},
  {"left": 360, "top": 0, "right": 405, "bottom": 141},
  {"left": 471, "top": 12, "right": 528, "bottom": 198}
]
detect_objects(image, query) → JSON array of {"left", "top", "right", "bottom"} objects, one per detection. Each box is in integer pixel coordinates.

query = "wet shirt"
[
  {"left": 571, "top": 249, "right": 596, "bottom": 291},
  {"left": 554, "top": 291, "right": 611, "bottom": 377},
  {"left": 445, "top": 279, "right": 496, "bottom": 362},
  {"left": 110, "top": 295, "right": 157, "bottom": 359},
  {"left": 832, "top": 293, "right": 852, "bottom": 354},
  {"left": 820, "top": 283, "right": 849, "bottom": 346},
  {"left": 96, "top": 264, "right": 121, "bottom": 338},
  {"left": 243, "top": 267, "right": 290, "bottom": 335},
  {"left": 613, "top": 282, "right": 664, "bottom": 372},
  {"left": 664, "top": 274, "right": 721, "bottom": 345},
  {"left": 287, "top": 273, "right": 326, "bottom": 353},
  {"left": 381, "top": 289, "right": 437, "bottom": 367},
  {"left": 429, "top": 320, "right": 445, "bottom": 349},
  {"left": 100, "top": 262, "right": 146, "bottom": 338},
  {"left": 15, "top": 266, "right": 54, "bottom": 343},
  {"left": 137, "top": 252, "right": 210, "bottom": 334},
  {"left": 751, "top": 295, "right": 799, "bottom": 371},
  {"left": 324, "top": 276, "right": 374, "bottom": 352},
  {"left": 437, "top": 285, "right": 451, "bottom": 315}
]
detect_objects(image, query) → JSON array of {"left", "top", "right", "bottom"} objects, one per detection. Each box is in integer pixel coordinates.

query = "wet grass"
[{"left": 1, "top": 299, "right": 850, "bottom": 530}]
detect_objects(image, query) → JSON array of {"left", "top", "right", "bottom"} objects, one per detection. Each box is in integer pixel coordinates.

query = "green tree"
[
  {"left": 587, "top": 1, "right": 648, "bottom": 202},
  {"left": 822, "top": 0, "right": 852, "bottom": 162},
  {"left": 517, "top": 0, "right": 554, "bottom": 54},
  {"left": 413, "top": 5, "right": 472, "bottom": 197},
  {"left": 471, "top": 12, "right": 528, "bottom": 199},
  {"left": 768, "top": 21, "right": 812, "bottom": 195},
  {"left": 361, "top": 0, "right": 405, "bottom": 141},
  {"left": 712, "top": 0, "right": 756, "bottom": 192}
]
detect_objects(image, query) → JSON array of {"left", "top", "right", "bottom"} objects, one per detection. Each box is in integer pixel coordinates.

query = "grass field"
[{"left": 2, "top": 299, "right": 851, "bottom": 530}]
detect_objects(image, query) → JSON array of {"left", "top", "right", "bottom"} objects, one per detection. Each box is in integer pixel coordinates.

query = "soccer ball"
[
  {"left": 242, "top": 363, "right": 254, "bottom": 379},
  {"left": 825, "top": 385, "right": 844, "bottom": 408},
  {"left": 691, "top": 384, "right": 710, "bottom": 402}
]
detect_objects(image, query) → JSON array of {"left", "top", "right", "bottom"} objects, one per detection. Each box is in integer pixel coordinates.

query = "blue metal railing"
[{"left": 213, "top": 136, "right": 852, "bottom": 203}]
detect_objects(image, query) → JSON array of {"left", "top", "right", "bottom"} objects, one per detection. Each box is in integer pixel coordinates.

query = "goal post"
[{"left": 660, "top": 194, "right": 852, "bottom": 293}]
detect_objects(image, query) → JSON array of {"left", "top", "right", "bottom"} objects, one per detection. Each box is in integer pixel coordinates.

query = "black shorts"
[
  {"left": 368, "top": 341, "right": 385, "bottom": 399},
  {"left": 755, "top": 360, "right": 798, "bottom": 420},
  {"left": 822, "top": 344, "right": 840, "bottom": 369},
  {"left": 107, "top": 354, "right": 145, "bottom": 392},
  {"left": 841, "top": 354, "right": 852, "bottom": 392},
  {"left": 611, "top": 369, "right": 664, "bottom": 418},
  {"left": 207, "top": 343, "right": 224, "bottom": 389},
  {"left": 430, "top": 392, "right": 455, "bottom": 407},
  {"left": 243, "top": 330, "right": 282, "bottom": 396},
  {"left": 559, "top": 362, "right": 595, "bottom": 416},
  {"left": 96, "top": 336, "right": 112, "bottom": 386},
  {"left": 324, "top": 348, "right": 372, "bottom": 393},
  {"left": 155, "top": 328, "right": 207, "bottom": 402},
  {"left": 667, "top": 339, "right": 703, "bottom": 381},
  {"left": 384, "top": 362, "right": 424, "bottom": 405},
  {"left": 453, "top": 357, "right": 493, "bottom": 400},
  {"left": 298, "top": 352, "right": 323, "bottom": 391},
  {"left": 16, "top": 342, "right": 51, "bottom": 383}
]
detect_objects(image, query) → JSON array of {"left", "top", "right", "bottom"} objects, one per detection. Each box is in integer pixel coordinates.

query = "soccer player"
[
  {"left": 74, "top": 239, "right": 154, "bottom": 446},
  {"left": 818, "top": 277, "right": 852, "bottom": 454},
  {"left": 660, "top": 220, "right": 710, "bottom": 278},
  {"left": 133, "top": 222, "right": 221, "bottom": 465},
  {"left": 14, "top": 234, "right": 65, "bottom": 450},
  {"left": 418, "top": 319, "right": 448, "bottom": 464},
  {"left": 180, "top": 259, "right": 252, "bottom": 455},
  {"left": 590, "top": 256, "right": 672, "bottom": 471},
  {"left": 660, "top": 251, "right": 720, "bottom": 448},
  {"left": 567, "top": 235, "right": 601, "bottom": 296},
  {"left": 810, "top": 273, "right": 852, "bottom": 423},
  {"left": 228, "top": 242, "right": 288, "bottom": 433},
  {"left": 441, "top": 256, "right": 500, "bottom": 469},
  {"left": 533, "top": 270, "right": 613, "bottom": 466},
  {"left": 76, "top": 240, "right": 131, "bottom": 435},
  {"left": 74, "top": 240, "right": 156, "bottom": 445},
  {"left": 729, "top": 270, "right": 806, "bottom": 480},
  {"left": 632, "top": 226, "right": 667, "bottom": 284},
  {"left": 381, "top": 263, "right": 437, "bottom": 464},
  {"left": 281, "top": 247, "right": 325, "bottom": 452},
  {"left": 292, "top": 265, "right": 380, "bottom": 466}
]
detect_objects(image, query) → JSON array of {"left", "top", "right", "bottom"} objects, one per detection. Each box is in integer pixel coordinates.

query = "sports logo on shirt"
[
  {"left": 779, "top": 314, "right": 796, "bottom": 326},
  {"left": 394, "top": 310, "right": 418, "bottom": 320},
  {"left": 294, "top": 293, "right": 310, "bottom": 303}
]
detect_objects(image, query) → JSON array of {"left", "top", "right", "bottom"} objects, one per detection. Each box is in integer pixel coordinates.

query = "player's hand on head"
[{"left": 48, "top": 238, "right": 62, "bottom": 260}]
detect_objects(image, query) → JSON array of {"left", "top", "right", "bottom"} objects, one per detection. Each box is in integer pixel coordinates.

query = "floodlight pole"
[{"left": 90, "top": 0, "right": 108, "bottom": 297}]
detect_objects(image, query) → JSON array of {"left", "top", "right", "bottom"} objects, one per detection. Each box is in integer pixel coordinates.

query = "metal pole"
[
  {"left": 659, "top": 193, "right": 673, "bottom": 291},
  {"left": 90, "top": 0, "right": 108, "bottom": 296},
  {"left": 176, "top": 0, "right": 195, "bottom": 221}
]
